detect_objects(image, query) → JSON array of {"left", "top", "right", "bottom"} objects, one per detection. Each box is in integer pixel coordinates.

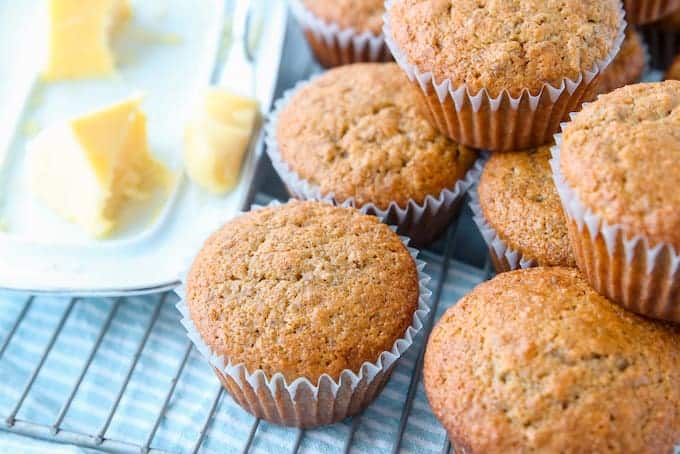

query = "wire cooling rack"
[{"left": 0, "top": 192, "right": 491, "bottom": 454}]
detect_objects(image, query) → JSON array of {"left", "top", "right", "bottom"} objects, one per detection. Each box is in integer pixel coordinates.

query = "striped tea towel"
[{"left": 0, "top": 253, "right": 486, "bottom": 453}]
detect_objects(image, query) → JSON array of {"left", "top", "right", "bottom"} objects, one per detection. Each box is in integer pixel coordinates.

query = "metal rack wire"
[
  {"left": 1, "top": 294, "right": 173, "bottom": 453},
  {"left": 0, "top": 192, "right": 491, "bottom": 453}
]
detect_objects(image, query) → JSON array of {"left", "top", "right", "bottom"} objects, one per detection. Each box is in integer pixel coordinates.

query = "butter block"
[
  {"left": 183, "top": 88, "right": 259, "bottom": 194},
  {"left": 43, "top": 0, "right": 131, "bottom": 80},
  {"left": 27, "top": 96, "right": 169, "bottom": 237}
]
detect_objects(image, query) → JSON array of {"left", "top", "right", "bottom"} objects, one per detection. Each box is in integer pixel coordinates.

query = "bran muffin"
[
  {"left": 473, "top": 146, "right": 575, "bottom": 273},
  {"left": 667, "top": 54, "right": 680, "bottom": 78},
  {"left": 291, "top": 0, "right": 391, "bottom": 67},
  {"left": 268, "top": 63, "right": 479, "bottom": 245},
  {"left": 185, "top": 201, "right": 425, "bottom": 426},
  {"left": 384, "top": 0, "right": 625, "bottom": 151},
  {"left": 641, "top": 8, "right": 680, "bottom": 68},
  {"left": 302, "top": 0, "right": 384, "bottom": 35},
  {"left": 597, "top": 29, "right": 647, "bottom": 95},
  {"left": 424, "top": 267, "right": 680, "bottom": 454},
  {"left": 623, "top": 0, "right": 680, "bottom": 24},
  {"left": 555, "top": 81, "right": 680, "bottom": 321}
]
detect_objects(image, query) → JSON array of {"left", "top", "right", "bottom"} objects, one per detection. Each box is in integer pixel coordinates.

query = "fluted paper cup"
[
  {"left": 383, "top": 0, "right": 627, "bottom": 152},
  {"left": 265, "top": 76, "right": 484, "bottom": 246},
  {"left": 175, "top": 201, "right": 433, "bottom": 427},
  {"left": 623, "top": 0, "right": 680, "bottom": 25},
  {"left": 468, "top": 187, "right": 536, "bottom": 273},
  {"left": 551, "top": 126, "right": 680, "bottom": 322},
  {"left": 289, "top": 0, "right": 392, "bottom": 68}
]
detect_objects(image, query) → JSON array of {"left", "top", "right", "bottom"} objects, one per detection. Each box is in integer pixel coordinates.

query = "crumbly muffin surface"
[
  {"left": 277, "top": 63, "right": 477, "bottom": 208},
  {"left": 302, "top": 0, "right": 385, "bottom": 35},
  {"left": 424, "top": 267, "right": 680, "bottom": 453},
  {"left": 388, "top": 0, "right": 623, "bottom": 97},
  {"left": 560, "top": 81, "right": 680, "bottom": 249},
  {"left": 186, "top": 201, "right": 419, "bottom": 383},
  {"left": 478, "top": 147, "right": 575, "bottom": 267},
  {"left": 598, "top": 28, "right": 646, "bottom": 94}
]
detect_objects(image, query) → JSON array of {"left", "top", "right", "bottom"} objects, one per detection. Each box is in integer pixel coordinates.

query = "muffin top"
[
  {"left": 560, "top": 81, "right": 680, "bottom": 249},
  {"left": 598, "top": 28, "right": 646, "bottom": 95},
  {"left": 276, "top": 63, "right": 477, "bottom": 209},
  {"left": 424, "top": 267, "right": 680, "bottom": 453},
  {"left": 478, "top": 146, "right": 575, "bottom": 267},
  {"left": 186, "top": 201, "right": 419, "bottom": 383},
  {"left": 667, "top": 55, "right": 680, "bottom": 80},
  {"left": 302, "top": 0, "right": 385, "bottom": 35},
  {"left": 387, "top": 0, "right": 623, "bottom": 97}
]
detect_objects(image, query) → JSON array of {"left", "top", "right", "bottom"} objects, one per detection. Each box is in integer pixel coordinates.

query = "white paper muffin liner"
[
  {"left": 382, "top": 0, "right": 627, "bottom": 151},
  {"left": 623, "top": 0, "right": 680, "bottom": 25},
  {"left": 551, "top": 120, "right": 680, "bottom": 322},
  {"left": 468, "top": 186, "right": 536, "bottom": 273},
  {"left": 265, "top": 76, "right": 484, "bottom": 246},
  {"left": 289, "top": 0, "right": 392, "bottom": 67},
  {"left": 175, "top": 200, "right": 433, "bottom": 427}
]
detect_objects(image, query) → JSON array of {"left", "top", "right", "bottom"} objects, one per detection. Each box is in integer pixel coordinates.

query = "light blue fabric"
[{"left": 0, "top": 253, "right": 486, "bottom": 453}]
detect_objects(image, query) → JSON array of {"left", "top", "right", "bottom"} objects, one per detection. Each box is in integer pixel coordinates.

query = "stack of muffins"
[{"left": 177, "top": 0, "right": 680, "bottom": 451}]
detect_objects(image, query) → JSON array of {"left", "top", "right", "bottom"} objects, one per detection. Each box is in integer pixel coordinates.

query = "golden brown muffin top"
[
  {"left": 478, "top": 147, "right": 575, "bottom": 267},
  {"left": 560, "top": 81, "right": 680, "bottom": 249},
  {"left": 424, "top": 267, "right": 680, "bottom": 454},
  {"left": 302, "top": 0, "right": 385, "bottom": 35},
  {"left": 277, "top": 63, "right": 477, "bottom": 209},
  {"left": 667, "top": 55, "right": 680, "bottom": 80},
  {"left": 387, "top": 0, "right": 623, "bottom": 97},
  {"left": 597, "top": 28, "right": 646, "bottom": 95},
  {"left": 186, "top": 201, "right": 419, "bottom": 383}
]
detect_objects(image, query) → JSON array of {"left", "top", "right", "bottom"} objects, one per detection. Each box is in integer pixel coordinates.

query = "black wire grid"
[{"left": 0, "top": 193, "right": 492, "bottom": 453}]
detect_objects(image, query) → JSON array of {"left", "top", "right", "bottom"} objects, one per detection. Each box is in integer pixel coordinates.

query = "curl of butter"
[
  {"left": 43, "top": 0, "right": 131, "bottom": 80},
  {"left": 26, "top": 95, "right": 170, "bottom": 238},
  {"left": 183, "top": 88, "right": 259, "bottom": 194}
]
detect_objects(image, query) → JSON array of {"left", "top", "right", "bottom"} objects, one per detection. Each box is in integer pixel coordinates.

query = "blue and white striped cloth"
[{"left": 0, "top": 253, "right": 486, "bottom": 453}]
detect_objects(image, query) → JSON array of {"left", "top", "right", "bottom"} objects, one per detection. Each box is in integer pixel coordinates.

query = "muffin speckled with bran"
[
  {"left": 597, "top": 28, "right": 647, "bottom": 95},
  {"left": 383, "top": 0, "right": 626, "bottom": 151},
  {"left": 178, "top": 201, "right": 430, "bottom": 427},
  {"left": 290, "top": 0, "right": 391, "bottom": 67},
  {"left": 552, "top": 81, "right": 680, "bottom": 321},
  {"left": 470, "top": 146, "right": 575, "bottom": 273},
  {"left": 267, "top": 63, "right": 480, "bottom": 245},
  {"left": 424, "top": 267, "right": 680, "bottom": 453}
]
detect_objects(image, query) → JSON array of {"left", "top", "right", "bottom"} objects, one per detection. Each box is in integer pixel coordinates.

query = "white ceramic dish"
[{"left": 0, "top": 0, "right": 287, "bottom": 295}]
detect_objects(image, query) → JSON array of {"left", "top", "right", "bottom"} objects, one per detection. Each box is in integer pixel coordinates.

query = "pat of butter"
[
  {"left": 26, "top": 96, "right": 169, "bottom": 238},
  {"left": 43, "top": 0, "right": 131, "bottom": 80},
  {"left": 184, "top": 88, "right": 259, "bottom": 194}
]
